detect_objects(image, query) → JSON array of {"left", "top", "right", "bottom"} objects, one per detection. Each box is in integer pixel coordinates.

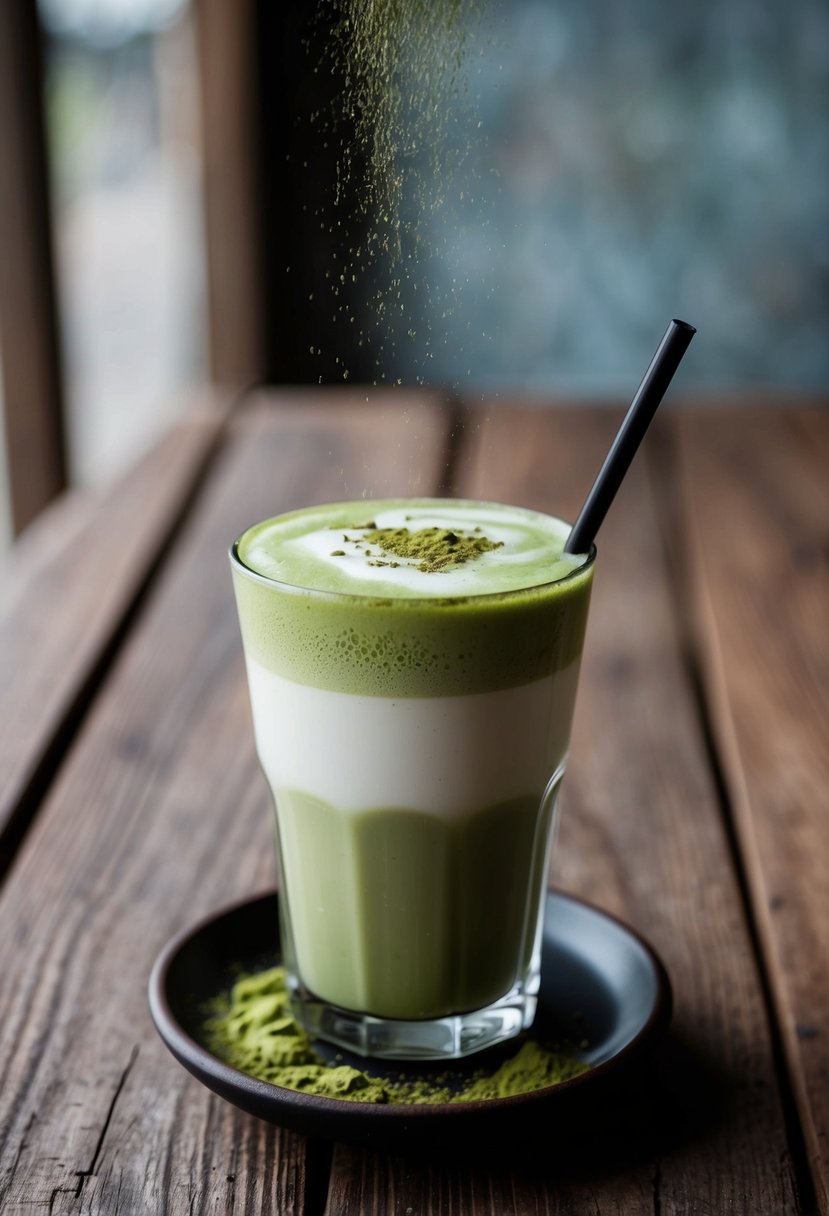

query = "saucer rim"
[{"left": 148, "top": 888, "right": 672, "bottom": 1123}]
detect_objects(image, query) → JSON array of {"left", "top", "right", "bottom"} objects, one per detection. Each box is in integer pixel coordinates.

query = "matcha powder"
[
  {"left": 364, "top": 525, "right": 503, "bottom": 572},
  {"left": 331, "top": 520, "right": 504, "bottom": 572},
  {"left": 321, "top": 0, "right": 479, "bottom": 231},
  {"left": 204, "top": 967, "right": 588, "bottom": 1105},
  {"left": 302, "top": 0, "right": 483, "bottom": 385}
]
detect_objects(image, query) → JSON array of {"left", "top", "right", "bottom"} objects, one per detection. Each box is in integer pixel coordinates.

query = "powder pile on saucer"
[{"left": 204, "top": 966, "right": 588, "bottom": 1104}]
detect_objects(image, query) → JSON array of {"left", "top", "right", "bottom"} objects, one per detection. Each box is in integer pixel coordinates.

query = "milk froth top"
[
  {"left": 231, "top": 499, "right": 594, "bottom": 697},
  {"left": 237, "top": 500, "right": 583, "bottom": 597}
]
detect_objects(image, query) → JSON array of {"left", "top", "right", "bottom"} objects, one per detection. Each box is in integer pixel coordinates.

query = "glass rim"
[{"left": 229, "top": 515, "right": 596, "bottom": 607}]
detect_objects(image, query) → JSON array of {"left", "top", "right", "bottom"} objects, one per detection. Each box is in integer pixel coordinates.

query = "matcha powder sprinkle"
[
  {"left": 320, "top": 0, "right": 479, "bottom": 231},
  {"left": 204, "top": 967, "right": 589, "bottom": 1105},
  {"left": 364, "top": 525, "right": 503, "bottom": 572},
  {"left": 333, "top": 520, "right": 505, "bottom": 572}
]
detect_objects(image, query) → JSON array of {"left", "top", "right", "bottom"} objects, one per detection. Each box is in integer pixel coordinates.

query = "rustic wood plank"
[
  {"left": 673, "top": 405, "right": 829, "bottom": 1213},
  {"left": 0, "top": 392, "right": 235, "bottom": 868},
  {"left": 0, "top": 0, "right": 67, "bottom": 533},
  {"left": 0, "top": 390, "right": 449, "bottom": 1215},
  {"left": 325, "top": 405, "right": 799, "bottom": 1214}
]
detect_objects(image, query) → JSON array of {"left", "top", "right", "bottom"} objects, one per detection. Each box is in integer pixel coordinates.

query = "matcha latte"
[{"left": 231, "top": 499, "right": 594, "bottom": 1059}]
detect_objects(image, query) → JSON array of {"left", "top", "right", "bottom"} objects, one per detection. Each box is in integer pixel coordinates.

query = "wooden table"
[{"left": 1, "top": 390, "right": 826, "bottom": 1215}]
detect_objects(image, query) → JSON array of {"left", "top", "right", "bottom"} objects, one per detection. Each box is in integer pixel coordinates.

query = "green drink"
[{"left": 231, "top": 499, "right": 594, "bottom": 1059}]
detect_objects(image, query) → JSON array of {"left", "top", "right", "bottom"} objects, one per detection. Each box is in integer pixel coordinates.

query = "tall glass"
[{"left": 230, "top": 500, "right": 594, "bottom": 1060}]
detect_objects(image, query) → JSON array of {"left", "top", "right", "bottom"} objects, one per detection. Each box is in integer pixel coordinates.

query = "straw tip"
[{"left": 671, "top": 318, "right": 697, "bottom": 335}]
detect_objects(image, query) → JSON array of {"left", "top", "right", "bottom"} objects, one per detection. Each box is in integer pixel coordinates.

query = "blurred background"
[{"left": 1, "top": 0, "right": 827, "bottom": 547}]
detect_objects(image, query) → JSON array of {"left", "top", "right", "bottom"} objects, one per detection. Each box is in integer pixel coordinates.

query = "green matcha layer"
[
  {"left": 231, "top": 499, "right": 594, "bottom": 697},
  {"left": 276, "top": 790, "right": 555, "bottom": 1020}
]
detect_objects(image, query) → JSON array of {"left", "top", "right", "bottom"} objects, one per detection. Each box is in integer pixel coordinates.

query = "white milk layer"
[{"left": 245, "top": 655, "right": 582, "bottom": 817}]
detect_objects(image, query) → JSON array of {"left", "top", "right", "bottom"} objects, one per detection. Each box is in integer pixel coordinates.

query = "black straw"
[{"left": 564, "top": 318, "right": 696, "bottom": 554}]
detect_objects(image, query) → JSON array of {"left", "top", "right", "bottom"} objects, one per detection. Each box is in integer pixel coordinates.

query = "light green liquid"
[{"left": 276, "top": 791, "right": 555, "bottom": 1019}]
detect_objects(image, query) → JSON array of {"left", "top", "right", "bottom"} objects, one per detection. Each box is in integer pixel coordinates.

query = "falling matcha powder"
[{"left": 204, "top": 967, "right": 589, "bottom": 1104}]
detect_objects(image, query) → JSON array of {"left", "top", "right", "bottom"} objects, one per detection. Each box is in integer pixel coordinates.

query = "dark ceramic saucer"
[{"left": 148, "top": 890, "right": 670, "bottom": 1146}]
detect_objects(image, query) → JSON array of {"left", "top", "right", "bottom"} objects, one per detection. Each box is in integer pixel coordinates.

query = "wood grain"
[
  {"left": 0, "top": 391, "right": 449, "bottom": 1215},
  {"left": 673, "top": 406, "right": 829, "bottom": 1212},
  {"left": 0, "top": 394, "right": 233, "bottom": 865},
  {"left": 2, "top": 396, "right": 820, "bottom": 1215},
  {"left": 325, "top": 405, "right": 799, "bottom": 1214}
]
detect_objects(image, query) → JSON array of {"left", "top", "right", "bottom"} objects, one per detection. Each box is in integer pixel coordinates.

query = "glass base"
[{"left": 288, "top": 974, "right": 539, "bottom": 1061}]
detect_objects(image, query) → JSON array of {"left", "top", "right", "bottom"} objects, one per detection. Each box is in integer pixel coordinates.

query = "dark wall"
[{"left": 256, "top": 1, "right": 380, "bottom": 385}]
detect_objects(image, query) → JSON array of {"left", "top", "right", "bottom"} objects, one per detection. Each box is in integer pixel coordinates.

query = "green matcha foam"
[{"left": 231, "top": 499, "right": 594, "bottom": 697}]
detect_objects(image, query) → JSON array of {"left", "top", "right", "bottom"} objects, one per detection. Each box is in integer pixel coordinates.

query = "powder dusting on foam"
[{"left": 239, "top": 500, "right": 582, "bottom": 598}]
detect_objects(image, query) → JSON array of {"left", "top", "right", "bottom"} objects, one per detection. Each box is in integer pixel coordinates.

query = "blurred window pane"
[
  {"left": 38, "top": 0, "right": 206, "bottom": 486},
  {"left": 267, "top": 0, "right": 827, "bottom": 395}
]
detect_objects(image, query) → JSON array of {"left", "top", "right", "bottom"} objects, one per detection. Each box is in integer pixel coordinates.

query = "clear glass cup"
[{"left": 230, "top": 501, "right": 595, "bottom": 1060}]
